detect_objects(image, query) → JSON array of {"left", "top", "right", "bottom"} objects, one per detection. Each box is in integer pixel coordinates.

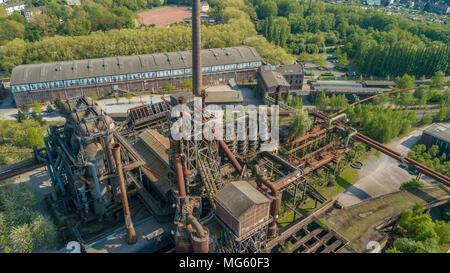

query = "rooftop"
[
  {"left": 423, "top": 123, "right": 450, "bottom": 143},
  {"left": 215, "top": 181, "right": 270, "bottom": 219},
  {"left": 11, "top": 46, "right": 262, "bottom": 85},
  {"left": 259, "top": 70, "right": 290, "bottom": 89},
  {"left": 205, "top": 85, "right": 243, "bottom": 104}
]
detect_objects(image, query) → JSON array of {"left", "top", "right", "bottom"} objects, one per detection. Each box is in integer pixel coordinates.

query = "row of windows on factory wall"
[{"left": 12, "top": 61, "right": 262, "bottom": 92}]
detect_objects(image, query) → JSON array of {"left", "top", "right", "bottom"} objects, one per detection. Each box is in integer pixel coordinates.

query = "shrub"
[{"left": 400, "top": 179, "right": 425, "bottom": 190}]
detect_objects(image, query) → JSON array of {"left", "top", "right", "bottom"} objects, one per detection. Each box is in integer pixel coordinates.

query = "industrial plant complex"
[{"left": 0, "top": 0, "right": 448, "bottom": 259}]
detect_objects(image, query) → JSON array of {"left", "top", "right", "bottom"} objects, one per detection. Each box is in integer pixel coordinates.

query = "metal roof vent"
[{"left": 55, "top": 66, "right": 61, "bottom": 71}]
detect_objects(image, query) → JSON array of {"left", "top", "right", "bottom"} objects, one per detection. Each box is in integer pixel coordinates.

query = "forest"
[
  {"left": 387, "top": 203, "right": 450, "bottom": 253},
  {"left": 0, "top": 0, "right": 295, "bottom": 72},
  {"left": 210, "top": 0, "right": 449, "bottom": 77},
  {"left": 408, "top": 144, "right": 450, "bottom": 177},
  {"left": 1, "top": 0, "right": 448, "bottom": 77}
]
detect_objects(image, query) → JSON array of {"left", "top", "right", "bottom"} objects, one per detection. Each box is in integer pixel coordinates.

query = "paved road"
[
  {"left": 0, "top": 91, "right": 66, "bottom": 122},
  {"left": 336, "top": 123, "right": 448, "bottom": 207}
]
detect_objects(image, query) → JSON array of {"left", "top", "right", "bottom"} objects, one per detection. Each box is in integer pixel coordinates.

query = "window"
[
  {"left": 250, "top": 61, "right": 261, "bottom": 68},
  {"left": 79, "top": 78, "right": 96, "bottom": 85},
  {"left": 212, "top": 65, "right": 225, "bottom": 72},
  {"left": 157, "top": 70, "right": 171, "bottom": 78},
  {"left": 111, "top": 74, "right": 127, "bottom": 82},
  {"left": 185, "top": 68, "right": 192, "bottom": 74},
  {"left": 171, "top": 69, "right": 184, "bottom": 76},
  {"left": 237, "top": 62, "right": 250, "bottom": 69},
  {"left": 96, "top": 76, "right": 112, "bottom": 84},
  {"left": 142, "top": 72, "right": 156, "bottom": 79},
  {"left": 127, "top": 73, "right": 141, "bottom": 80},
  {"left": 30, "top": 83, "right": 47, "bottom": 90},
  {"left": 64, "top": 79, "right": 80, "bottom": 87},
  {"left": 49, "top": 81, "right": 64, "bottom": 88},
  {"left": 201, "top": 66, "right": 211, "bottom": 73},
  {"left": 12, "top": 85, "right": 30, "bottom": 92}
]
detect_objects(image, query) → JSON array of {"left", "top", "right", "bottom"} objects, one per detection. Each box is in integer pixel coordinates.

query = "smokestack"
[
  {"left": 192, "top": 0, "right": 203, "bottom": 99},
  {"left": 110, "top": 143, "right": 137, "bottom": 245}
]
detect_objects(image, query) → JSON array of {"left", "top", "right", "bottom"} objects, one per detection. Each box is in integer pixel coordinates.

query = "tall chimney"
[{"left": 192, "top": 0, "right": 203, "bottom": 98}]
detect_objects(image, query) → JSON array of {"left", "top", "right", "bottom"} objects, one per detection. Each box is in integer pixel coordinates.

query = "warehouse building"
[
  {"left": 257, "top": 64, "right": 304, "bottom": 98},
  {"left": 10, "top": 46, "right": 263, "bottom": 107},
  {"left": 420, "top": 124, "right": 450, "bottom": 155}
]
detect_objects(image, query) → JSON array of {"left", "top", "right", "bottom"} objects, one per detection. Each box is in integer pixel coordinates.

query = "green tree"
[
  {"left": 183, "top": 77, "right": 192, "bottom": 90},
  {"left": 115, "top": 95, "right": 120, "bottom": 103},
  {"left": 431, "top": 71, "right": 444, "bottom": 85},
  {"left": 315, "top": 91, "right": 329, "bottom": 111},
  {"left": 125, "top": 92, "right": 133, "bottom": 103},
  {"left": 422, "top": 113, "right": 433, "bottom": 125},
  {"left": 257, "top": 0, "right": 277, "bottom": 19},
  {"left": 31, "top": 102, "right": 42, "bottom": 114},
  {"left": 289, "top": 109, "right": 312, "bottom": 138},
  {"left": 396, "top": 74, "right": 415, "bottom": 89},
  {"left": 16, "top": 110, "right": 27, "bottom": 123},
  {"left": 165, "top": 83, "right": 173, "bottom": 92}
]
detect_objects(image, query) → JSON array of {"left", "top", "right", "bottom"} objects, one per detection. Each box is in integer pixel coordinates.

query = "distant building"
[
  {"left": 22, "top": 6, "right": 43, "bottom": 22},
  {"left": 200, "top": 1, "right": 209, "bottom": 13},
  {"left": 204, "top": 85, "right": 243, "bottom": 106},
  {"left": 10, "top": 46, "right": 263, "bottom": 107},
  {"left": 420, "top": 124, "right": 450, "bottom": 155},
  {"left": 362, "top": 80, "right": 397, "bottom": 88},
  {"left": 66, "top": 0, "right": 81, "bottom": 5},
  {"left": 3, "top": 1, "right": 25, "bottom": 15},
  {"left": 366, "top": 0, "right": 381, "bottom": 5},
  {"left": 257, "top": 64, "right": 304, "bottom": 98}
]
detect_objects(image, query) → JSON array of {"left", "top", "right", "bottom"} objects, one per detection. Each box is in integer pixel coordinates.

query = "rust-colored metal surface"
[
  {"left": 192, "top": 0, "right": 203, "bottom": 99},
  {"left": 219, "top": 139, "right": 243, "bottom": 174},
  {"left": 111, "top": 143, "right": 138, "bottom": 245}
]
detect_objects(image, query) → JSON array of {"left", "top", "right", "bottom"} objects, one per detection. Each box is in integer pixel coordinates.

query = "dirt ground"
[
  {"left": 138, "top": 6, "right": 192, "bottom": 27},
  {"left": 323, "top": 186, "right": 450, "bottom": 252}
]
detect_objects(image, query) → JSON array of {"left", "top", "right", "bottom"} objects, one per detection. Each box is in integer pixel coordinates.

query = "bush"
[
  {"left": 400, "top": 179, "right": 425, "bottom": 190},
  {"left": 0, "top": 184, "right": 57, "bottom": 253}
]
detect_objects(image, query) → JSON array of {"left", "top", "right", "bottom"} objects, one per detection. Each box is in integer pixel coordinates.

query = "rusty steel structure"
[{"left": 111, "top": 143, "right": 138, "bottom": 245}]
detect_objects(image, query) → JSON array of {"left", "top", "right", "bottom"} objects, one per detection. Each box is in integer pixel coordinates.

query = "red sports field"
[{"left": 139, "top": 6, "right": 192, "bottom": 27}]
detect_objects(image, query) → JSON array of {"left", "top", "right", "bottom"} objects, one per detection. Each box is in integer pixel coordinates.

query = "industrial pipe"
[
  {"left": 289, "top": 127, "right": 328, "bottom": 149},
  {"left": 253, "top": 165, "right": 281, "bottom": 238},
  {"left": 218, "top": 140, "right": 243, "bottom": 174},
  {"left": 110, "top": 143, "right": 137, "bottom": 245},
  {"left": 345, "top": 127, "right": 357, "bottom": 148},
  {"left": 86, "top": 162, "right": 106, "bottom": 216},
  {"left": 328, "top": 113, "right": 346, "bottom": 127},
  {"left": 173, "top": 152, "right": 186, "bottom": 197}
]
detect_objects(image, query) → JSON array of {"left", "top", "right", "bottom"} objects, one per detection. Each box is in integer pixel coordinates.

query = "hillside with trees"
[{"left": 209, "top": 0, "right": 449, "bottom": 77}]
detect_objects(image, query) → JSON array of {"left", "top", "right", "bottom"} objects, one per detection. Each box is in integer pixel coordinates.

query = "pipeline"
[
  {"left": 85, "top": 162, "right": 106, "bottom": 216},
  {"left": 345, "top": 127, "right": 357, "bottom": 148},
  {"left": 253, "top": 165, "right": 280, "bottom": 238},
  {"left": 289, "top": 127, "right": 329, "bottom": 149},
  {"left": 355, "top": 133, "right": 450, "bottom": 186},
  {"left": 173, "top": 152, "right": 186, "bottom": 197},
  {"left": 329, "top": 83, "right": 450, "bottom": 118},
  {"left": 111, "top": 143, "right": 137, "bottom": 245},
  {"left": 328, "top": 113, "right": 346, "bottom": 127},
  {"left": 218, "top": 139, "right": 243, "bottom": 174}
]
